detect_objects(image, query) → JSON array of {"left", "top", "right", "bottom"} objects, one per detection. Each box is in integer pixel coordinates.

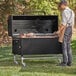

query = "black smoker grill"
[{"left": 8, "top": 15, "right": 62, "bottom": 66}]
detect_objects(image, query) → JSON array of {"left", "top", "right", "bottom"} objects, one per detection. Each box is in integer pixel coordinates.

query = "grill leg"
[
  {"left": 21, "top": 56, "right": 26, "bottom": 67},
  {"left": 14, "top": 55, "right": 18, "bottom": 64}
]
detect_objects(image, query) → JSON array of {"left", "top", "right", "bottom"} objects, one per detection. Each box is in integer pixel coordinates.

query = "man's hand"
[
  {"left": 56, "top": 31, "right": 60, "bottom": 35},
  {"left": 53, "top": 31, "right": 60, "bottom": 35}
]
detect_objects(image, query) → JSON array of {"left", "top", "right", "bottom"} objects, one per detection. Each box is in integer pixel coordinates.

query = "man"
[{"left": 56, "top": 1, "right": 75, "bottom": 66}]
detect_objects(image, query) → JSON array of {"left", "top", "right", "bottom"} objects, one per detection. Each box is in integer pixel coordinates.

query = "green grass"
[{"left": 0, "top": 40, "right": 76, "bottom": 76}]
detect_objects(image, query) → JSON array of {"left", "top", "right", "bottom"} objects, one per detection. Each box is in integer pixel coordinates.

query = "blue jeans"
[{"left": 62, "top": 26, "right": 72, "bottom": 64}]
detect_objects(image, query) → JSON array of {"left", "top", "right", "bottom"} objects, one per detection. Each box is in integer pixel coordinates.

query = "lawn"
[{"left": 0, "top": 38, "right": 76, "bottom": 76}]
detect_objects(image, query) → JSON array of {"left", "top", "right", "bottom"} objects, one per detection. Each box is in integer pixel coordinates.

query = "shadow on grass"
[
  {"left": 0, "top": 47, "right": 16, "bottom": 66},
  {"left": 0, "top": 46, "right": 76, "bottom": 75},
  {"left": 0, "top": 47, "right": 13, "bottom": 59},
  {"left": 19, "top": 60, "right": 76, "bottom": 75},
  {"left": 71, "top": 40, "right": 76, "bottom": 54}
]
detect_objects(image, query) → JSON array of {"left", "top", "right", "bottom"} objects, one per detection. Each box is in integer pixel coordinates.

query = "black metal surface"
[
  {"left": 12, "top": 38, "right": 62, "bottom": 55},
  {"left": 12, "top": 38, "right": 21, "bottom": 55},
  {"left": 8, "top": 15, "right": 62, "bottom": 55},
  {"left": 8, "top": 15, "right": 58, "bottom": 36},
  {"left": 8, "top": 16, "right": 12, "bottom": 36}
]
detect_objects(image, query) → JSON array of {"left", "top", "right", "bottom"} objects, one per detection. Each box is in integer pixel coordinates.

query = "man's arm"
[{"left": 56, "top": 24, "right": 66, "bottom": 35}]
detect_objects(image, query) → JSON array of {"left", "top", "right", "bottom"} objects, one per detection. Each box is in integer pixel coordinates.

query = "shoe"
[
  {"left": 57, "top": 62, "right": 67, "bottom": 66},
  {"left": 67, "top": 63, "right": 72, "bottom": 66}
]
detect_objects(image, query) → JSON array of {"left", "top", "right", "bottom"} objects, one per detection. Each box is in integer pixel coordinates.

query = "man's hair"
[{"left": 58, "top": 0, "right": 67, "bottom": 7}]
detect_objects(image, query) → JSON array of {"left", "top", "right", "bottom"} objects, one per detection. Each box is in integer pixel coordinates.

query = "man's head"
[{"left": 58, "top": 0, "right": 68, "bottom": 11}]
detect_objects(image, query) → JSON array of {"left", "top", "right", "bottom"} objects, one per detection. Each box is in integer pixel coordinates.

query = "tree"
[{"left": 0, "top": 0, "right": 75, "bottom": 28}]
